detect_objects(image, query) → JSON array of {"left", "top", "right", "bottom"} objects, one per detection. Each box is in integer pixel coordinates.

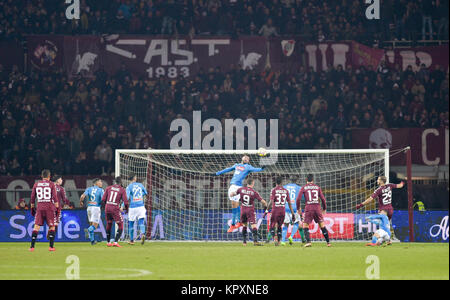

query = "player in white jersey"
[{"left": 125, "top": 173, "right": 148, "bottom": 245}]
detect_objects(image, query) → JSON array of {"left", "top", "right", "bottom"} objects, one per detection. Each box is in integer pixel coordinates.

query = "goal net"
[{"left": 115, "top": 149, "right": 389, "bottom": 242}]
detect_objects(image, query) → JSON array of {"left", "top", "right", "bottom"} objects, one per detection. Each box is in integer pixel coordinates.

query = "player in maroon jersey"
[
  {"left": 52, "top": 175, "right": 67, "bottom": 234},
  {"left": 297, "top": 174, "right": 330, "bottom": 247},
  {"left": 230, "top": 177, "right": 268, "bottom": 246},
  {"left": 356, "top": 176, "right": 404, "bottom": 244},
  {"left": 102, "top": 176, "right": 128, "bottom": 247},
  {"left": 29, "top": 169, "right": 59, "bottom": 252},
  {"left": 269, "top": 177, "right": 295, "bottom": 246}
]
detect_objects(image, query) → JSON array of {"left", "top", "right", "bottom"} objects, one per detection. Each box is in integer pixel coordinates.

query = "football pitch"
[{"left": 0, "top": 242, "right": 448, "bottom": 280}]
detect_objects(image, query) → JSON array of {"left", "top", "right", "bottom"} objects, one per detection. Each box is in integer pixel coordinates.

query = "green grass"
[{"left": 0, "top": 242, "right": 448, "bottom": 280}]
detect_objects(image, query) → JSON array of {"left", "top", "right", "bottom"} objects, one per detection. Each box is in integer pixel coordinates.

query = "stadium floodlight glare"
[{"left": 115, "top": 149, "right": 389, "bottom": 242}]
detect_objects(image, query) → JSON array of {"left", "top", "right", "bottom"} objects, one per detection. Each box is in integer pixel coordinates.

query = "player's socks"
[
  {"left": 320, "top": 227, "right": 330, "bottom": 244},
  {"left": 281, "top": 226, "right": 288, "bottom": 242},
  {"left": 298, "top": 227, "right": 306, "bottom": 243},
  {"left": 252, "top": 228, "right": 258, "bottom": 242},
  {"left": 242, "top": 226, "right": 247, "bottom": 244},
  {"left": 88, "top": 225, "right": 95, "bottom": 242},
  {"left": 231, "top": 207, "right": 237, "bottom": 226},
  {"left": 270, "top": 228, "right": 275, "bottom": 241},
  {"left": 304, "top": 227, "right": 311, "bottom": 243},
  {"left": 30, "top": 230, "right": 38, "bottom": 249},
  {"left": 291, "top": 223, "right": 299, "bottom": 239},
  {"left": 277, "top": 227, "right": 282, "bottom": 243},
  {"left": 48, "top": 230, "right": 55, "bottom": 248},
  {"left": 129, "top": 221, "right": 135, "bottom": 241},
  {"left": 115, "top": 227, "right": 123, "bottom": 243},
  {"left": 138, "top": 218, "right": 146, "bottom": 237}
]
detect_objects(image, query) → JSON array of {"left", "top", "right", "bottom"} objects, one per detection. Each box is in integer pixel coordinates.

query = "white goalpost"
[{"left": 115, "top": 149, "right": 389, "bottom": 242}]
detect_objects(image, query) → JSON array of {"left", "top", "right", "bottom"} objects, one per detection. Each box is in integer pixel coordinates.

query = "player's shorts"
[
  {"left": 304, "top": 209, "right": 324, "bottom": 225},
  {"left": 270, "top": 209, "right": 285, "bottom": 228},
  {"left": 106, "top": 209, "right": 123, "bottom": 225},
  {"left": 228, "top": 184, "right": 241, "bottom": 202},
  {"left": 379, "top": 206, "right": 394, "bottom": 220},
  {"left": 240, "top": 207, "right": 256, "bottom": 224},
  {"left": 34, "top": 209, "right": 56, "bottom": 227},
  {"left": 87, "top": 206, "right": 101, "bottom": 224},
  {"left": 284, "top": 212, "right": 301, "bottom": 224},
  {"left": 375, "top": 229, "right": 391, "bottom": 243},
  {"left": 128, "top": 206, "right": 146, "bottom": 222}
]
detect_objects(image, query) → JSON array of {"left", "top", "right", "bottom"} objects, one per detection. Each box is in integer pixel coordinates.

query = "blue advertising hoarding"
[{"left": 0, "top": 210, "right": 448, "bottom": 242}]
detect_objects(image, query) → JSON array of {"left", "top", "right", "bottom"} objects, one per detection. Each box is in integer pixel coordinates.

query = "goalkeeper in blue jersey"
[
  {"left": 215, "top": 155, "right": 265, "bottom": 232},
  {"left": 365, "top": 210, "right": 391, "bottom": 246},
  {"left": 125, "top": 174, "right": 148, "bottom": 245},
  {"left": 280, "top": 182, "right": 307, "bottom": 245}
]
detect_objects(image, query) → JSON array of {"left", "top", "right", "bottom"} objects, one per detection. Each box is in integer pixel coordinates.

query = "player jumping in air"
[
  {"left": 281, "top": 180, "right": 306, "bottom": 245},
  {"left": 230, "top": 177, "right": 268, "bottom": 246},
  {"left": 269, "top": 177, "right": 295, "bottom": 246},
  {"left": 215, "top": 155, "right": 265, "bottom": 233},
  {"left": 102, "top": 177, "right": 128, "bottom": 248},
  {"left": 356, "top": 176, "right": 404, "bottom": 244},
  {"left": 80, "top": 178, "right": 104, "bottom": 245},
  {"left": 29, "top": 169, "right": 59, "bottom": 252},
  {"left": 297, "top": 174, "right": 331, "bottom": 247},
  {"left": 125, "top": 174, "right": 148, "bottom": 245},
  {"left": 365, "top": 210, "right": 391, "bottom": 246}
]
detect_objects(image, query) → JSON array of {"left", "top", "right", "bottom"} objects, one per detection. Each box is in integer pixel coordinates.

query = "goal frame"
[
  {"left": 115, "top": 148, "right": 391, "bottom": 242},
  {"left": 116, "top": 149, "right": 390, "bottom": 182}
]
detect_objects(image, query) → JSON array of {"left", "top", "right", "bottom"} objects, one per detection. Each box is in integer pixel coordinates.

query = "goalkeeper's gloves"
[{"left": 356, "top": 203, "right": 365, "bottom": 210}]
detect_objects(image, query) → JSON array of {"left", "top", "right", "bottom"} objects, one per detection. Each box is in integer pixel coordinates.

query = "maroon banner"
[
  {"left": 26, "top": 36, "right": 450, "bottom": 79},
  {"left": 351, "top": 41, "right": 385, "bottom": 69},
  {"left": 27, "top": 35, "right": 65, "bottom": 72},
  {"left": 351, "top": 128, "right": 449, "bottom": 166},
  {"left": 384, "top": 45, "right": 449, "bottom": 72},
  {"left": 0, "top": 41, "right": 24, "bottom": 72}
]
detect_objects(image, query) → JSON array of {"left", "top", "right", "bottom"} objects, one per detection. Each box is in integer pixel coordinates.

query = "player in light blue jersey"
[
  {"left": 365, "top": 210, "right": 391, "bottom": 246},
  {"left": 80, "top": 178, "right": 104, "bottom": 245},
  {"left": 280, "top": 182, "right": 306, "bottom": 245},
  {"left": 215, "top": 155, "right": 265, "bottom": 232},
  {"left": 125, "top": 174, "right": 148, "bottom": 245}
]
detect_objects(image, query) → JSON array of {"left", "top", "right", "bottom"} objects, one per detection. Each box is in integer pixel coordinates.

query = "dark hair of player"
[
  {"left": 275, "top": 177, "right": 283, "bottom": 185},
  {"left": 379, "top": 176, "right": 387, "bottom": 184},
  {"left": 52, "top": 174, "right": 62, "bottom": 182},
  {"left": 245, "top": 177, "right": 255, "bottom": 186},
  {"left": 306, "top": 174, "right": 314, "bottom": 182},
  {"left": 93, "top": 178, "right": 101, "bottom": 185},
  {"left": 114, "top": 176, "right": 122, "bottom": 185},
  {"left": 129, "top": 173, "right": 137, "bottom": 181},
  {"left": 41, "top": 169, "right": 51, "bottom": 179}
]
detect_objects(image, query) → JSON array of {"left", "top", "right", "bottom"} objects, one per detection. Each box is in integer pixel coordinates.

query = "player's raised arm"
[
  {"left": 247, "top": 164, "right": 265, "bottom": 172},
  {"left": 215, "top": 164, "right": 236, "bottom": 176},
  {"left": 356, "top": 195, "right": 374, "bottom": 209},
  {"left": 395, "top": 181, "right": 405, "bottom": 189}
]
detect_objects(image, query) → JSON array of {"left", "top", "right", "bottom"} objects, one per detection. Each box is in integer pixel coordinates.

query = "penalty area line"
[{"left": 0, "top": 265, "right": 153, "bottom": 279}]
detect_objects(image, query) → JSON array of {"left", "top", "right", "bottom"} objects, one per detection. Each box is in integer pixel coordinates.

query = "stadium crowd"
[
  {"left": 0, "top": 0, "right": 448, "bottom": 42},
  {"left": 0, "top": 0, "right": 448, "bottom": 176},
  {"left": 0, "top": 58, "right": 448, "bottom": 176}
]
